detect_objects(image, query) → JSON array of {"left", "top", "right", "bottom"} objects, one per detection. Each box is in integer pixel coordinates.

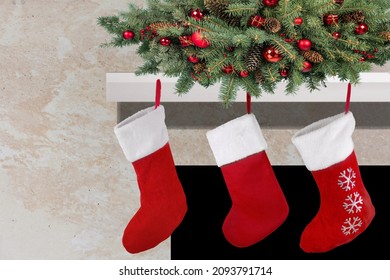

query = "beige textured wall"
[
  {"left": 0, "top": 0, "right": 163, "bottom": 260},
  {"left": 0, "top": 0, "right": 389, "bottom": 260}
]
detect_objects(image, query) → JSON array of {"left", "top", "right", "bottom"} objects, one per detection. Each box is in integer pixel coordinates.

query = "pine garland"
[{"left": 98, "top": 0, "right": 390, "bottom": 107}]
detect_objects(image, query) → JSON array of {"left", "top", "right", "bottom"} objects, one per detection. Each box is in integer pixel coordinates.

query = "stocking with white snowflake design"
[{"left": 292, "top": 111, "right": 375, "bottom": 253}]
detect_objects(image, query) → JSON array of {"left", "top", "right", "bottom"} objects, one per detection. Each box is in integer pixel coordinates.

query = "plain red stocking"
[
  {"left": 114, "top": 105, "right": 187, "bottom": 254},
  {"left": 207, "top": 113, "right": 289, "bottom": 248}
]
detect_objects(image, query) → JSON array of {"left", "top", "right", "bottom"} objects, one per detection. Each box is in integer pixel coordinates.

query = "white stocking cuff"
[
  {"left": 292, "top": 112, "right": 355, "bottom": 171},
  {"left": 114, "top": 106, "right": 169, "bottom": 162},
  {"left": 207, "top": 114, "right": 267, "bottom": 167}
]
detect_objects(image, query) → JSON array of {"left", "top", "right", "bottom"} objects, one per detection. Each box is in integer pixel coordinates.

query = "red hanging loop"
[
  {"left": 345, "top": 83, "right": 352, "bottom": 114},
  {"left": 246, "top": 93, "right": 251, "bottom": 114},
  {"left": 155, "top": 79, "right": 161, "bottom": 109}
]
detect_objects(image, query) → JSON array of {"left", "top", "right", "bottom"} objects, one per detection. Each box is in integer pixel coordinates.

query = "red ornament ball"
[
  {"left": 262, "top": 0, "right": 279, "bottom": 7},
  {"left": 302, "top": 61, "right": 313, "bottom": 72},
  {"left": 263, "top": 46, "right": 284, "bottom": 63},
  {"left": 248, "top": 15, "right": 266, "bottom": 28},
  {"left": 280, "top": 69, "right": 289, "bottom": 77},
  {"left": 159, "top": 37, "right": 171, "bottom": 46},
  {"left": 355, "top": 23, "right": 369, "bottom": 35},
  {"left": 297, "top": 39, "right": 312, "bottom": 51},
  {"left": 189, "top": 8, "right": 204, "bottom": 21},
  {"left": 122, "top": 30, "right": 135, "bottom": 40},
  {"left": 239, "top": 70, "right": 249, "bottom": 77},
  {"left": 187, "top": 55, "right": 200, "bottom": 63},
  {"left": 294, "top": 17, "right": 303, "bottom": 25},
  {"left": 332, "top": 31, "right": 341, "bottom": 39},
  {"left": 222, "top": 65, "right": 234, "bottom": 74},
  {"left": 334, "top": 0, "right": 344, "bottom": 4},
  {"left": 360, "top": 57, "right": 366, "bottom": 62},
  {"left": 323, "top": 14, "right": 339, "bottom": 25},
  {"left": 191, "top": 30, "right": 210, "bottom": 48}
]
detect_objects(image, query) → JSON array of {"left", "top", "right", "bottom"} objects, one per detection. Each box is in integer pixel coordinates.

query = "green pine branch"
[
  {"left": 98, "top": 0, "right": 390, "bottom": 106},
  {"left": 220, "top": 74, "right": 239, "bottom": 107}
]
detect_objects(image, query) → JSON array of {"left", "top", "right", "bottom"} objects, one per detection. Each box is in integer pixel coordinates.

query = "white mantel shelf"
[{"left": 106, "top": 72, "right": 390, "bottom": 103}]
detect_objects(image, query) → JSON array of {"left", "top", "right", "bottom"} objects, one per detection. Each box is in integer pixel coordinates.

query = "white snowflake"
[
  {"left": 338, "top": 167, "right": 356, "bottom": 191},
  {"left": 343, "top": 192, "right": 363, "bottom": 214},
  {"left": 341, "top": 217, "right": 363, "bottom": 235}
]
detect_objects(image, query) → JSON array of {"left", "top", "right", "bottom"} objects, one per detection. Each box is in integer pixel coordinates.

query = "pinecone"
[
  {"left": 254, "top": 71, "right": 264, "bottom": 83},
  {"left": 342, "top": 11, "right": 365, "bottom": 23},
  {"left": 245, "top": 45, "right": 263, "bottom": 71},
  {"left": 204, "top": 0, "right": 241, "bottom": 26},
  {"left": 149, "top": 22, "right": 175, "bottom": 32},
  {"left": 380, "top": 31, "right": 390, "bottom": 42},
  {"left": 204, "top": 0, "right": 228, "bottom": 16},
  {"left": 193, "top": 62, "right": 207, "bottom": 73},
  {"left": 264, "top": 17, "right": 281, "bottom": 33},
  {"left": 303, "top": 50, "right": 324, "bottom": 63}
]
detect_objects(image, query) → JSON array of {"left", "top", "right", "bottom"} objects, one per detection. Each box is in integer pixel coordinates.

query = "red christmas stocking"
[
  {"left": 292, "top": 111, "right": 375, "bottom": 253},
  {"left": 114, "top": 104, "right": 187, "bottom": 254},
  {"left": 207, "top": 113, "right": 289, "bottom": 248}
]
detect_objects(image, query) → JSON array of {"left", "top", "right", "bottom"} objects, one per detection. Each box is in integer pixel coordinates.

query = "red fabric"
[
  {"left": 246, "top": 93, "right": 251, "bottom": 114},
  {"left": 345, "top": 83, "right": 352, "bottom": 114},
  {"left": 155, "top": 79, "right": 161, "bottom": 109},
  {"left": 221, "top": 151, "right": 289, "bottom": 247},
  {"left": 122, "top": 143, "right": 187, "bottom": 254},
  {"left": 301, "top": 151, "right": 375, "bottom": 253}
]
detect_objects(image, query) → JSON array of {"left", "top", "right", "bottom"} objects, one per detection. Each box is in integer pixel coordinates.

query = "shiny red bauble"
[
  {"left": 332, "top": 31, "right": 341, "bottom": 39},
  {"left": 297, "top": 39, "right": 312, "bottom": 51},
  {"left": 280, "top": 69, "right": 289, "bottom": 77},
  {"left": 159, "top": 37, "right": 172, "bottom": 46},
  {"left": 262, "top": 0, "right": 279, "bottom": 7},
  {"left": 294, "top": 17, "right": 303, "bottom": 25},
  {"left": 262, "top": 46, "right": 284, "bottom": 63},
  {"left": 191, "top": 31, "right": 211, "bottom": 48},
  {"left": 189, "top": 8, "right": 204, "bottom": 21},
  {"left": 122, "top": 30, "right": 135, "bottom": 40},
  {"left": 302, "top": 61, "right": 313, "bottom": 72},
  {"left": 323, "top": 14, "right": 339, "bottom": 25},
  {"left": 355, "top": 23, "right": 369, "bottom": 35},
  {"left": 187, "top": 55, "right": 200, "bottom": 63}
]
